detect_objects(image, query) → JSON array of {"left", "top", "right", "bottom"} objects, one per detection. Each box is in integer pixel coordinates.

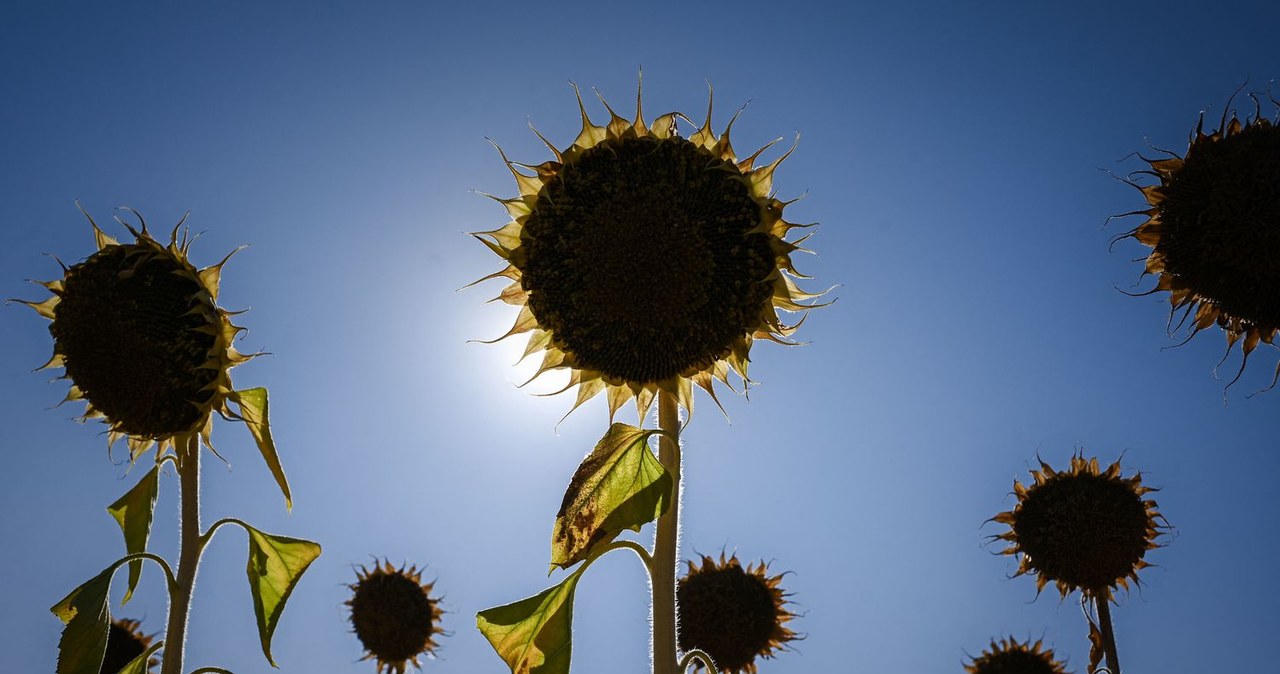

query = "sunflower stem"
[
  {"left": 678, "top": 648, "right": 719, "bottom": 673},
  {"left": 652, "top": 393, "right": 682, "bottom": 674},
  {"left": 160, "top": 436, "right": 202, "bottom": 674},
  {"left": 1096, "top": 598, "right": 1121, "bottom": 674}
]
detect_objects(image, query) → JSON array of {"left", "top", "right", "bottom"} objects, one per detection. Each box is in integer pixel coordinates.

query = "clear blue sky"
[{"left": 2, "top": 2, "right": 1277, "bottom": 672}]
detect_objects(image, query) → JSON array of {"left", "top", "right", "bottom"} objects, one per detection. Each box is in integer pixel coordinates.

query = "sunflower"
[
  {"left": 676, "top": 553, "right": 799, "bottom": 674},
  {"left": 15, "top": 206, "right": 254, "bottom": 461},
  {"left": 965, "top": 637, "right": 1070, "bottom": 674},
  {"left": 348, "top": 560, "right": 444, "bottom": 674},
  {"left": 99, "top": 618, "right": 157, "bottom": 674},
  {"left": 1117, "top": 96, "right": 1280, "bottom": 389},
  {"left": 992, "top": 455, "right": 1163, "bottom": 601},
  {"left": 473, "top": 81, "right": 823, "bottom": 420}
]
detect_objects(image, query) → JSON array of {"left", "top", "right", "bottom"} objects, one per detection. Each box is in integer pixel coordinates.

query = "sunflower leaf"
[
  {"left": 117, "top": 640, "right": 163, "bottom": 674},
  {"left": 49, "top": 567, "right": 113, "bottom": 674},
  {"left": 106, "top": 465, "right": 159, "bottom": 605},
  {"left": 550, "top": 423, "right": 671, "bottom": 569},
  {"left": 244, "top": 524, "right": 321, "bottom": 667},
  {"left": 232, "top": 387, "right": 293, "bottom": 511},
  {"left": 477, "top": 569, "right": 583, "bottom": 674}
]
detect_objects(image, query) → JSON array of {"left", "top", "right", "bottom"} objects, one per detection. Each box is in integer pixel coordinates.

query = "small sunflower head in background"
[
  {"left": 99, "top": 618, "right": 157, "bottom": 674},
  {"left": 1116, "top": 92, "right": 1280, "bottom": 390},
  {"left": 965, "top": 637, "right": 1070, "bottom": 674},
  {"left": 348, "top": 560, "right": 444, "bottom": 674},
  {"left": 677, "top": 553, "right": 800, "bottom": 674},
  {"left": 15, "top": 206, "right": 253, "bottom": 461},
  {"left": 473, "top": 79, "right": 825, "bottom": 422},
  {"left": 992, "top": 455, "right": 1164, "bottom": 601}
]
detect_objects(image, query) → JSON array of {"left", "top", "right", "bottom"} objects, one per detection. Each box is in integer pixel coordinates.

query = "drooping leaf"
[
  {"left": 231, "top": 387, "right": 292, "bottom": 511},
  {"left": 477, "top": 569, "right": 583, "bottom": 674},
  {"left": 244, "top": 524, "right": 321, "bottom": 667},
  {"left": 550, "top": 423, "right": 671, "bottom": 569},
  {"left": 116, "top": 640, "right": 163, "bottom": 674},
  {"left": 106, "top": 465, "right": 160, "bottom": 605},
  {"left": 50, "top": 567, "right": 113, "bottom": 674}
]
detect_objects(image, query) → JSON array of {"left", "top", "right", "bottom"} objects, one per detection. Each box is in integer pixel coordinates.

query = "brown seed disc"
[
  {"left": 519, "top": 135, "right": 775, "bottom": 383},
  {"left": 1156, "top": 120, "right": 1280, "bottom": 330},
  {"left": 51, "top": 245, "right": 217, "bottom": 438}
]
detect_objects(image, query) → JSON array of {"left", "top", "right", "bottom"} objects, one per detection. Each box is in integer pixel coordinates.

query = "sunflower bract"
[
  {"left": 474, "top": 82, "right": 823, "bottom": 421},
  {"left": 677, "top": 553, "right": 799, "bottom": 674},
  {"left": 1121, "top": 101, "right": 1280, "bottom": 388},
  {"left": 965, "top": 637, "right": 1069, "bottom": 674},
  {"left": 99, "top": 618, "right": 156, "bottom": 674},
  {"left": 52, "top": 241, "right": 218, "bottom": 438},
  {"left": 348, "top": 561, "right": 443, "bottom": 674},
  {"left": 992, "top": 455, "right": 1164, "bottom": 600},
  {"left": 18, "top": 207, "right": 253, "bottom": 461}
]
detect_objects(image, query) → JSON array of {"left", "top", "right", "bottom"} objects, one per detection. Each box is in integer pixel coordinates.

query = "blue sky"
[{"left": 2, "top": 2, "right": 1277, "bottom": 672}]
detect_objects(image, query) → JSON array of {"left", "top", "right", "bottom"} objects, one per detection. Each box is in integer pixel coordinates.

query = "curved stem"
[
  {"left": 678, "top": 649, "right": 719, "bottom": 673},
  {"left": 160, "top": 436, "right": 203, "bottom": 674},
  {"left": 189, "top": 668, "right": 235, "bottom": 674},
  {"left": 652, "top": 393, "right": 682, "bottom": 674},
  {"left": 109, "top": 552, "right": 179, "bottom": 594},
  {"left": 597, "top": 538, "right": 655, "bottom": 572},
  {"left": 198, "top": 517, "right": 251, "bottom": 549},
  {"left": 1096, "top": 597, "right": 1121, "bottom": 674}
]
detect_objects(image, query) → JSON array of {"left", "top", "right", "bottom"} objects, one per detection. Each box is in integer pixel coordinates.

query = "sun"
[
  {"left": 472, "top": 80, "right": 824, "bottom": 421},
  {"left": 348, "top": 561, "right": 444, "bottom": 674},
  {"left": 15, "top": 206, "right": 257, "bottom": 462},
  {"left": 992, "top": 455, "right": 1164, "bottom": 601},
  {"left": 676, "top": 553, "right": 800, "bottom": 674},
  {"left": 965, "top": 637, "right": 1069, "bottom": 674},
  {"left": 1117, "top": 95, "right": 1280, "bottom": 390}
]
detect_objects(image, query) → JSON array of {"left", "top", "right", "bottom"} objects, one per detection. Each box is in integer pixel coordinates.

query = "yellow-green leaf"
[
  {"left": 550, "top": 423, "right": 671, "bottom": 569},
  {"left": 50, "top": 568, "right": 112, "bottom": 674},
  {"left": 116, "top": 640, "right": 162, "bottom": 674},
  {"left": 477, "top": 569, "right": 582, "bottom": 674},
  {"left": 107, "top": 466, "right": 159, "bottom": 605},
  {"left": 232, "top": 387, "right": 292, "bottom": 511},
  {"left": 245, "top": 525, "right": 321, "bottom": 667}
]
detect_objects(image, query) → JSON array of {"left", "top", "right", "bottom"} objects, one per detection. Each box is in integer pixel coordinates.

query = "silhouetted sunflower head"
[
  {"left": 348, "top": 561, "right": 443, "bottom": 674},
  {"left": 473, "top": 80, "right": 824, "bottom": 421},
  {"left": 965, "top": 637, "right": 1070, "bottom": 674},
  {"left": 16, "top": 206, "right": 254, "bottom": 461},
  {"left": 1118, "top": 97, "right": 1280, "bottom": 390},
  {"left": 677, "top": 553, "right": 799, "bottom": 674},
  {"left": 99, "top": 618, "right": 156, "bottom": 674},
  {"left": 993, "top": 455, "right": 1163, "bottom": 601}
]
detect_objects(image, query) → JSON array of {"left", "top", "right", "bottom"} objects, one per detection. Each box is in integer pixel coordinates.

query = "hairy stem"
[
  {"left": 1095, "top": 598, "right": 1121, "bottom": 674},
  {"left": 678, "top": 648, "right": 719, "bottom": 673},
  {"left": 652, "top": 393, "right": 682, "bottom": 674},
  {"left": 160, "top": 436, "right": 202, "bottom": 674}
]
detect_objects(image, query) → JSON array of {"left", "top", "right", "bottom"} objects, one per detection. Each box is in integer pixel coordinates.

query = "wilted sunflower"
[
  {"left": 992, "top": 455, "right": 1163, "bottom": 600},
  {"left": 965, "top": 637, "right": 1070, "bottom": 674},
  {"left": 1117, "top": 95, "right": 1280, "bottom": 389},
  {"left": 473, "top": 81, "right": 823, "bottom": 420},
  {"left": 348, "top": 561, "right": 444, "bottom": 674},
  {"left": 15, "top": 206, "right": 254, "bottom": 461},
  {"left": 677, "top": 553, "right": 799, "bottom": 674},
  {"left": 99, "top": 618, "right": 157, "bottom": 674}
]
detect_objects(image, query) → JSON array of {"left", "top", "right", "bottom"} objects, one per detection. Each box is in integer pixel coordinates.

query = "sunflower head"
[
  {"left": 965, "top": 637, "right": 1070, "bottom": 674},
  {"left": 99, "top": 618, "right": 157, "bottom": 674},
  {"left": 992, "top": 455, "right": 1164, "bottom": 600},
  {"left": 1117, "top": 95, "right": 1280, "bottom": 390},
  {"left": 473, "top": 81, "right": 824, "bottom": 421},
  {"left": 15, "top": 206, "right": 252, "bottom": 461},
  {"left": 677, "top": 553, "right": 799, "bottom": 674},
  {"left": 348, "top": 560, "right": 444, "bottom": 674}
]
